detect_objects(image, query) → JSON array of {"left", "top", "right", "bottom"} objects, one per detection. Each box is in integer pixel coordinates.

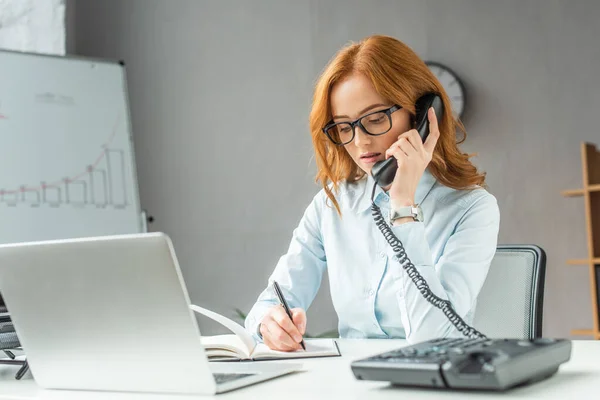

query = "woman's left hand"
[{"left": 385, "top": 107, "right": 440, "bottom": 209}]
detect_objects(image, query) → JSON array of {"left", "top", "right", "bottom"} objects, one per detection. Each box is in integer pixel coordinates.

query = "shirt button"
[
  {"left": 379, "top": 252, "right": 386, "bottom": 258},
  {"left": 368, "top": 289, "right": 375, "bottom": 296}
]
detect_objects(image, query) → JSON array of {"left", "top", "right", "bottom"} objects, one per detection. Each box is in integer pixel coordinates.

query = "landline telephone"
[{"left": 351, "top": 92, "right": 572, "bottom": 391}]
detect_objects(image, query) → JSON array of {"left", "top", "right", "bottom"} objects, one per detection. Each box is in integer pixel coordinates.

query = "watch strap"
[{"left": 390, "top": 205, "right": 423, "bottom": 223}]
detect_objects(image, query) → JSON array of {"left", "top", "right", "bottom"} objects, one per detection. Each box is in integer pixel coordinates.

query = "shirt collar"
[{"left": 355, "top": 168, "right": 437, "bottom": 214}]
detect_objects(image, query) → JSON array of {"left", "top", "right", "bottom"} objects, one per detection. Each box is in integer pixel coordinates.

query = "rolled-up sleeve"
[
  {"left": 386, "top": 192, "right": 500, "bottom": 344},
  {"left": 244, "top": 192, "right": 327, "bottom": 341}
]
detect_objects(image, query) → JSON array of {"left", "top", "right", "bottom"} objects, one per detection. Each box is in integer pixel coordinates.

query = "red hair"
[{"left": 309, "top": 35, "right": 486, "bottom": 215}]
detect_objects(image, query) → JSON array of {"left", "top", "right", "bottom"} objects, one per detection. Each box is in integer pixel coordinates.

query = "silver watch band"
[{"left": 389, "top": 205, "right": 423, "bottom": 223}]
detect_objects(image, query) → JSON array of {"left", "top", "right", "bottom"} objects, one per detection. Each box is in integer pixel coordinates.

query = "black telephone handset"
[{"left": 371, "top": 93, "right": 444, "bottom": 188}]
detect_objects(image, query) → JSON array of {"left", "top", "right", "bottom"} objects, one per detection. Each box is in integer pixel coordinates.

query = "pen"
[{"left": 272, "top": 280, "right": 306, "bottom": 350}]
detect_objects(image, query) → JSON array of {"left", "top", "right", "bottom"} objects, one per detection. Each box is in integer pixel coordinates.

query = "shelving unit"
[{"left": 561, "top": 142, "right": 600, "bottom": 339}]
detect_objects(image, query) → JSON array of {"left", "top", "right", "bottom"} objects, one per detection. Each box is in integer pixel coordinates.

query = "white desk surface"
[{"left": 0, "top": 339, "right": 598, "bottom": 399}]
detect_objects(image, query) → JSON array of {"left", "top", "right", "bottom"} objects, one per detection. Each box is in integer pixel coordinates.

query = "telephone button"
[{"left": 482, "top": 363, "right": 496, "bottom": 373}]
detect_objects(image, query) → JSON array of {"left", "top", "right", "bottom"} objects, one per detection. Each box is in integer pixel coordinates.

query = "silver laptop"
[{"left": 0, "top": 232, "right": 301, "bottom": 395}]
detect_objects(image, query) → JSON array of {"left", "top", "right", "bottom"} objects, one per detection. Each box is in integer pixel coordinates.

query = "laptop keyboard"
[
  {"left": 212, "top": 373, "right": 255, "bottom": 384},
  {"left": 0, "top": 319, "right": 21, "bottom": 351},
  {"left": 0, "top": 323, "right": 15, "bottom": 334}
]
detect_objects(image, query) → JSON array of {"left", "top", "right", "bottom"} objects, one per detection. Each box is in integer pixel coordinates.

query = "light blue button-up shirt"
[{"left": 245, "top": 168, "right": 500, "bottom": 344}]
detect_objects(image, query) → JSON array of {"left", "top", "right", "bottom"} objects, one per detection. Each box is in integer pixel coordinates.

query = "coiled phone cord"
[{"left": 370, "top": 183, "right": 487, "bottom": 340}]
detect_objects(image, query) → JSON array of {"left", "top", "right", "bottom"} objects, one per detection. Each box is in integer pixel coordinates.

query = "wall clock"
[{"left": 425, "top": 61, "right": 466, "bottom": 119}]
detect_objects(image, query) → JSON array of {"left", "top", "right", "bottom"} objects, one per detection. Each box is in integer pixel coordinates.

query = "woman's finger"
[
  {"left": 386, "top": 141, "right": 409, "bottom": 160},
  {"left": 264, "top": 334, "right": 296, "bottom": 352},
  {"left": 261, "top": 322, "right": 284, "bottom": 351},
  {"left": 263, "top": 317, "right": 299, "bottom": 350},
  {"left": 291, "top": 308, "right": 307, "bottom": 335},
  {"left": 263, "top": 329, "right": 296, "bottom": 352},
  {"left": 423, "top": 107, "right": 440, "bottom": 153},
  {"left": 404, "top": 129, "right": 426, "bottom": 154},
  {"left": 272, "top": 306, "right": 303, "bottom": 343},
  {"left": 397, "top": 136, "right": 418, "bottom": 157}
]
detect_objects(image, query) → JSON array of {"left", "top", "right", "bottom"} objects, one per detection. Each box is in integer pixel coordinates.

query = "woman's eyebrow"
[{"left": 333, "top": 103, "right": 387, "bottom": 120}]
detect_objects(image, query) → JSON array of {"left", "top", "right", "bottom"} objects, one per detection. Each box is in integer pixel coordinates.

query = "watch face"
[
  {"left": 425, "top": 61, "right": 465, "bottom": 119},
  {"left": 415, "top": 206, "right": 424, "bottom": 222}
]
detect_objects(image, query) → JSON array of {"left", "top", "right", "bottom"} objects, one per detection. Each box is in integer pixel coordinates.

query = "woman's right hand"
[{"left": 259, "top": 305, "right": 306, "bottom": 351}]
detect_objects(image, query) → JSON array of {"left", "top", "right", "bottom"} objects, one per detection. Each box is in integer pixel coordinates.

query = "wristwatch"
[{"left": 389, "top": 204, "right": 423, "bottom": 224}]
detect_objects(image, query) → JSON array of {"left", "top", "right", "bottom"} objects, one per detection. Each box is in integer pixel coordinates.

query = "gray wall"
[{"left": 69, "top": 0, "right": 600, "bottom": 338}]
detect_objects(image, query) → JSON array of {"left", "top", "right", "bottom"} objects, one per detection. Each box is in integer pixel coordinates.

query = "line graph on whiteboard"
[{"left": 0, "top": 116, "right": 131, "bottom": 210}]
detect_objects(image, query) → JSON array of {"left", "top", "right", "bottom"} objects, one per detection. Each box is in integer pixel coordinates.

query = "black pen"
[{"left": 272, "top": 280, "right": 306, "bottom": 350}]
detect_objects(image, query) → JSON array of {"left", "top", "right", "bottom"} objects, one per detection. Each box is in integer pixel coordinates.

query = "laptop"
[{"left": 0, "top": 232, "right": 301, "bottom": 395}]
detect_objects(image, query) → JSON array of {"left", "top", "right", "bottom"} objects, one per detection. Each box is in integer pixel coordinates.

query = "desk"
[{"left": 0, "top": 339, "right": 598, "bottom": 399}]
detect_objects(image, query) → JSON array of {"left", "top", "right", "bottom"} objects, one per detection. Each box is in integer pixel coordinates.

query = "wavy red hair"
[{"left": 309, "top": 35, "right": 486, "bottom": 215}]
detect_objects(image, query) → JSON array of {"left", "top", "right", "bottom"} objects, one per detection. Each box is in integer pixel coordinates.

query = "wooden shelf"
[
  {"left": 567, "top": 258, "right": 600, "bottom": 265},
  {"left": 571, "top": 329, "right": 600, "bottom": 338},
  {"left": 562, "top": 142, "right": 600, "bottom": 339},
  {"left": 561, "top": 184, "right": 600, "bottom": 197},
  {"left": 562, "top": 189, "right": 585, "bottom": 197},
  {"left": 571, "top": 329, "right": 596, "bottom": 335}
]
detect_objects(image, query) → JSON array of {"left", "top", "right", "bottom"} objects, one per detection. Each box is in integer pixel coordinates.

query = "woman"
[{"left": 245, "top": 35, "right": 500, "bottom": 351}]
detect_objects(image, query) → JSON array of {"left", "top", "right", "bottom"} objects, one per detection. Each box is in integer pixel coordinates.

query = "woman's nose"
[{"left": 353, "top": 126, "right": 371, "bottom": 147}]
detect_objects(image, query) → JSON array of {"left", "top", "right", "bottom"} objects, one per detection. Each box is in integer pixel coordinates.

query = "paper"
[{"left": 190, "top": 304, "right": 257, "bottom": 354}]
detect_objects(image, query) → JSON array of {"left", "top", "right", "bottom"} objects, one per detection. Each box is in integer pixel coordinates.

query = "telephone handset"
[
  {"left": 371, "top": 93, "right": 444, "bottom": 188},
  {"left": 368, "top": 92, "right": 485, "bottom": 339}
]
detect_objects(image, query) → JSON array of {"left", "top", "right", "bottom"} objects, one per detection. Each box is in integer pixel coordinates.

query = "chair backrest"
[{"left": 473, "top": 245, "right": 546, "bottom": 339}]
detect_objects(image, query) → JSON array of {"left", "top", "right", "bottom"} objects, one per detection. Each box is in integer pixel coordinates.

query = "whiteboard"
[{"left": 0, "top": 50, "right": 144, "bottom": 245}]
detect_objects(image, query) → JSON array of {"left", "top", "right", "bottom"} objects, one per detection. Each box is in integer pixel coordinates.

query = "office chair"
[{"left": 472, "top": 245, "right": 546, "bottom": 339}]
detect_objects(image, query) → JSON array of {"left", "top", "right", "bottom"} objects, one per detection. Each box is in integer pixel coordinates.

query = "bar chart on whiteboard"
[{"left": 0, "top": 50, "right": 144, "bottom": 245}]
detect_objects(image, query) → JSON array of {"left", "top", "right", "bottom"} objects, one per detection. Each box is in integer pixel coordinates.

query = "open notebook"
[{"left": 190, "top": 304, "right": 340, "bottom": 361}]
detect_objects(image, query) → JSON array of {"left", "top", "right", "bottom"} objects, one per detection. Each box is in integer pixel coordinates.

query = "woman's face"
[{"left": 329, "top": 72, "right": 411, "bottom": 176}]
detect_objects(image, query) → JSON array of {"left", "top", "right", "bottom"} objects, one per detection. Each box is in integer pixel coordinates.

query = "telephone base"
[{"left": 351, "top": 337, "right": 572, "bottom": 391}]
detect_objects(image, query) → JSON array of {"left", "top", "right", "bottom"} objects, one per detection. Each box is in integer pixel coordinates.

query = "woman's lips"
[{"left": 360, "top": 152, "right": 381, "bottom": 164}]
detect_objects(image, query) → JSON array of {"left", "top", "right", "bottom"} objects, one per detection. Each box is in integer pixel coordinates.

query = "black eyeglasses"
[{"left": 322, "top": 104, "right": 402, "bottom": 146}]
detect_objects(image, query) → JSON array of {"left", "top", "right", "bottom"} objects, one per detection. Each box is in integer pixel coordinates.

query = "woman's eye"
[{"left": 368, "top": 115, "right": 385, "bottom": 124}]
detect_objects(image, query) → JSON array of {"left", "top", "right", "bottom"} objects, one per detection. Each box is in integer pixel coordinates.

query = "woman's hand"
[
  {"left": 385, "top": 107, "right": 440, "bottom": 210},
  {"left": 259, "top": 305, "right": 306, "bottom": 351}
]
